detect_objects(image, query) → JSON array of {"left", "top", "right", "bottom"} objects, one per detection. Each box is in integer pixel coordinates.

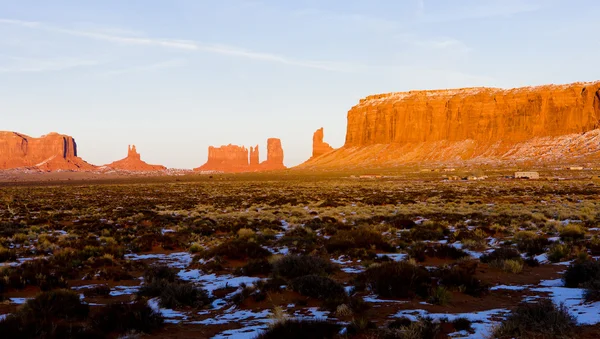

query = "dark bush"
[
  {"left": 563, "top": 259, "right": 600, "bottom": 288},
  {"left": 272, "top": 255, "right": 337, "bottom": 280},
  {"left": 387, "top": 217, "right": 416, "bottom": 229},
  {"left": 357, "top": 262, "right": 431, "bottom": 299},
  {"left": 290, "top": 275, "right": 347, "bottom": 306},
  {"left": 255, "top": 319, "right": 341, "bottom": 339},
  {"left": 480, "top": 247, "right": 521, "bottom": 264},
  {"left": 517, "top": 236, "right": 551, "bottom": 255},
  {"left": 427, "top": 244, "right": 469, "bottom": 260},
  {"left": 82, "top": 284, "right": 111, "bottom": 297},
  {"left": 138, "top": 279, "right": 211, "bottom": 309},
  {"left": 326, "top": 228, "right": 394, "bottom": 253},
  {"left": 409, "top": 222, "right": 449, "bottom": 241},
  {"left": 144, "top": 265, "right": 177, "bottom": 282},
  {"left": 492, "top": 299, "right": 576, "bottom": 339},
  {"left": 434, "top": 261, "right": 489, "bottom": 297},
  {"left": 235, "top": 259, "right": 272, "bottom": 276},
  {"left": 90, "top": 301, "right": 164, "bottom": 334},
  {"left": 452, "top": 317, "right": 473, "bottom": 332},
  {"left": 202, "top": 239, "right": 271, "bottom": 260},
  {"left": 20, "top": 289, "right": 89, "bottom": 323}
]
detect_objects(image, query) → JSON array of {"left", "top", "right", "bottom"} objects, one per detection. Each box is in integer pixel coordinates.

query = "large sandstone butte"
[
  {"left": 0, "top": 131, "right": 95, "bottom": 171},
  {"left": 312, "top": 128, "right": 335, "bottom": 159},
  {"left": 299, "top": 81, "right": 600, "bottom": 169},
  {"left": 195, "top": 138, "right": 286, "bottom": 172},
  {"left": 104, "top": 145, "right": 166, "bottom": 171}
]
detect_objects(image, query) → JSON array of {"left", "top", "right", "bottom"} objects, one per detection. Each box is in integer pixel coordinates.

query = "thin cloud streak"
[
  {"left": 0, "top": 18, "right": 356, "bottom": 72},
  {"left": 101, "top": 58, "right": 186, "bottom": 76}
]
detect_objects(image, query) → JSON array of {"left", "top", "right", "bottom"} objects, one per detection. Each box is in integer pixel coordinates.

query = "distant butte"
[
  {"left": 298, "top": 80, "right": 600, "bottom": 169},
  {"left": 104, "top": 145, "right": 166, "bottom": 172},
  {"left": 0, "top": 131, "right": 95, "bottom": 171},
  {"left": 194, "top": 138, "right": 286, "bottom": 173}
]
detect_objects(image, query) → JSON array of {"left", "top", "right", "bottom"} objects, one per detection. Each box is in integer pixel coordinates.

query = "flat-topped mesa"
[
  {"left": 260, "top": 138, "right": 285, "bottom": 170},
  {"left": 312, "top": 128, "right": 334, "bottom": 158},
  {"left": 0, "top": 131, "right": 95, "bottom": 171},
  {"left": 299, "top": 80, "right": 600, "bottom": 169},
  {"left": 104, "top": 144, "right": 166, "bottom": 171},
  {"left": 195, "top": 139, "right": 286, "bottom": 173},
  {"left": 195, "top": 144, "right": 250, "bottom": 172},
  {"left": 346, "top": 81, "right": 600, "bottom": 147}
]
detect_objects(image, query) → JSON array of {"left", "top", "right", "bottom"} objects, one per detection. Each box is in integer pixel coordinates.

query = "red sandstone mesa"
[
  {"left": 312, "top": 128, "right": 335, "bottom": 159},
  {"left": 104, "top": 145, "right": 166, "bottom": 171},
  {"left": 0, "top": 131, "right": 95, "bottom": 171},
  {"left": 298, "top": 81, "right": 600, "bottom": 169},
  {"left": 195, "top": 138, "right": 286, "bottom": 173}
]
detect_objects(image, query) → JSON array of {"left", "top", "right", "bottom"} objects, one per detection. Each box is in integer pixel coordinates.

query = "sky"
[{"left": 2, "top": 0, "right": 600, "bottom": 168}]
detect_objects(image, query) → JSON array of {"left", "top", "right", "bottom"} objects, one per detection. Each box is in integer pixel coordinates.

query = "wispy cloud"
[
  {"left": 419, "top": 0, "right": 542, "bottom": 23},
  {"left": 0, "top": 18, "right": 356, "bottom": 72},
  {"left": 102, "top": 58, "right": 186, "bottom": 76},
  {"left": 0, "top": 55, "right": 102, "bottom": 73}
]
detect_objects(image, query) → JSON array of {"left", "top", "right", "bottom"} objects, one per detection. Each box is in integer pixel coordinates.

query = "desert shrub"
[
  {"left": 548, "top": 243, "right": 570, "bottom": 263},
  {"left": 235, "top": 258, "right": 272, "bottom": 276},
  {"left": 82, "top": 284, "right": 111, "bottom": 297},
  {"left": 0, "top": 245, "right": 16, "bottom": 262},
  {"left": 427, "top": 244, "right": 469, "bottom": 260},
  {"left": 562, "top": 259, "right": 600, "bottom": 288},
  {"left": 409, "top": 221, "right": 448, "bottom": 241},
  {"left": 20, "top": 289, "right": 89, "bottom": 322},
  {"left": 408, "top": 242, "right": 427, "bottom": 262},
  {"left": 326, "top": 228, "right": 394, "bottom": 253},
  {"left": 428, "top": 286, "right": 452, "bottom": 305},
  {"left": 144, "top": 265, "right": 177, "bottom": 283},
  {"left": 377, "top": 316, "right": 442, "bottom": 339},
  {"left": 560, "top": 224, "right": 586, "bottom": 241},
  {"left": 255, "top": 319, "right": 341, "bottom": 339},
  {"left": 516, "top": 233, "right": 551, "bottom": 255},
  {"left": 452, "top": 317, "right": 472, "bottom": 332},
  {"left": 480, "top": 247, "right": 521, "bottom": 264},
  {"left": 290, "top": 275, "right": 347, "bottom": 307},
  {"left": 501, "top": 259, "right": 524, "bottom": 274},
  {"left": 138, "top": 279, "right": 211, "bottom": 309},
  {"left": 492, "top": 299, "right": 576, "bottom": 339},
  {"left": 583, "top": 278, "right": 600, "bottom": 302},
  {"left": 433, "top": 260, "right": 488, "bottom": 297},
  {"left": 188, "top": 242, "right": 203, "bottom": 254},
  {"left": 357, "top": 262, "right": 431, "bottom": 299},
  {"left": 90, "top": 301, "right": 164, "bottom": 334},
  {"left": 271, "top": 255, "right": 337, "bottom": 280},
  {"left": 387, "top": 217, "right": 416, "bottom": 229},
  {"left": 202, "top": 239, "right": 271, "bottom": 260}
]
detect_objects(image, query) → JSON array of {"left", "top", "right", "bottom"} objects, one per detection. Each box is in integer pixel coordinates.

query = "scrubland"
[{"left": 1, "top": 172, "right": 600, "bottom": 338}]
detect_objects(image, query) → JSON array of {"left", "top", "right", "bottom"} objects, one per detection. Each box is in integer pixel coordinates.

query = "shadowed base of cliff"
[{"left": 296, "top": 129, "right": 600, "bottom": 170}]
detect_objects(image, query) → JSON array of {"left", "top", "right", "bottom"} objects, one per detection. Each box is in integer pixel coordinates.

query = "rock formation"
[
  {"left": 298, "top": 81, "right": 600, "bottom": 169},
  {"left": 195, "top": 139, "right": 286, "bottom": 172},
  {"left": 249, "top": 145, "right": 259, "bottom": 167},
  {"left": 312, "top": 128, "right": 334, "bottom": 158},
  {"left": 104, "top": 145, "right": 166, "bottom": 171},
  {"left": 260, "top": 138, "right": 285, "bottom": 170},
  {"left": 0, "top": 131, "right": 95, "bottom": 171}
]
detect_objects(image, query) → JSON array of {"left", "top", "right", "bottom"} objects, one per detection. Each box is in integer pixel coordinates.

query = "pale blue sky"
[{"left": 2, "top": 0, "right": 599, "bottom": 168}]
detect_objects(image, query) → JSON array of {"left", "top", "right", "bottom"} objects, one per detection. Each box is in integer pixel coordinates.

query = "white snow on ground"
[
  {"left": 376, "top": 253, "right": 408, "bottom": 262},
  {"left": 9, "top": 297, "right": 29, "bottom": 304},
  {"left": 538, "top": 278, "right": 563, "bottom": 287},
  {"left": 490, "top": 285, "right": 528, "bottom": 291},
  {"left": 212, "top": 324, "right": 268, "bottom": 339},
  {"left": 125, "top": 252, "right": 192, "bottom": 269},
  {"left": 293, "top": 307, "right": 329, "bottom": 319},
  {"left": 530, "top": 285, "right": 600, "bottom": 325},
  {"left": 392, "top": 308, "right": 510, "bottom": 339},
  {"left": 194, "top": 307, "right": 271, "bottom": 325},
  {"left": 268, "top": 246, "right": 289, "bottom": 255},
  {"left": 177, "top": 269, "right": 261, "bottom": 295},
  {"left": 363, "top": 295, "right": 409, "bottom": 303},
  {"left": 534, "top": 253, "right": 549, "bottom": 264},
  {"left": 110, "top": 285, "right": 140, "bottom": 296},
  {"left": 331, "top": 255, "right": 365, "bottom": 273},
  {"left": 0, "top": 314, "right": 9, "bottom": 321},
  {"left": 147, "top": 298, "right": 189, "bottom": 324}
]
